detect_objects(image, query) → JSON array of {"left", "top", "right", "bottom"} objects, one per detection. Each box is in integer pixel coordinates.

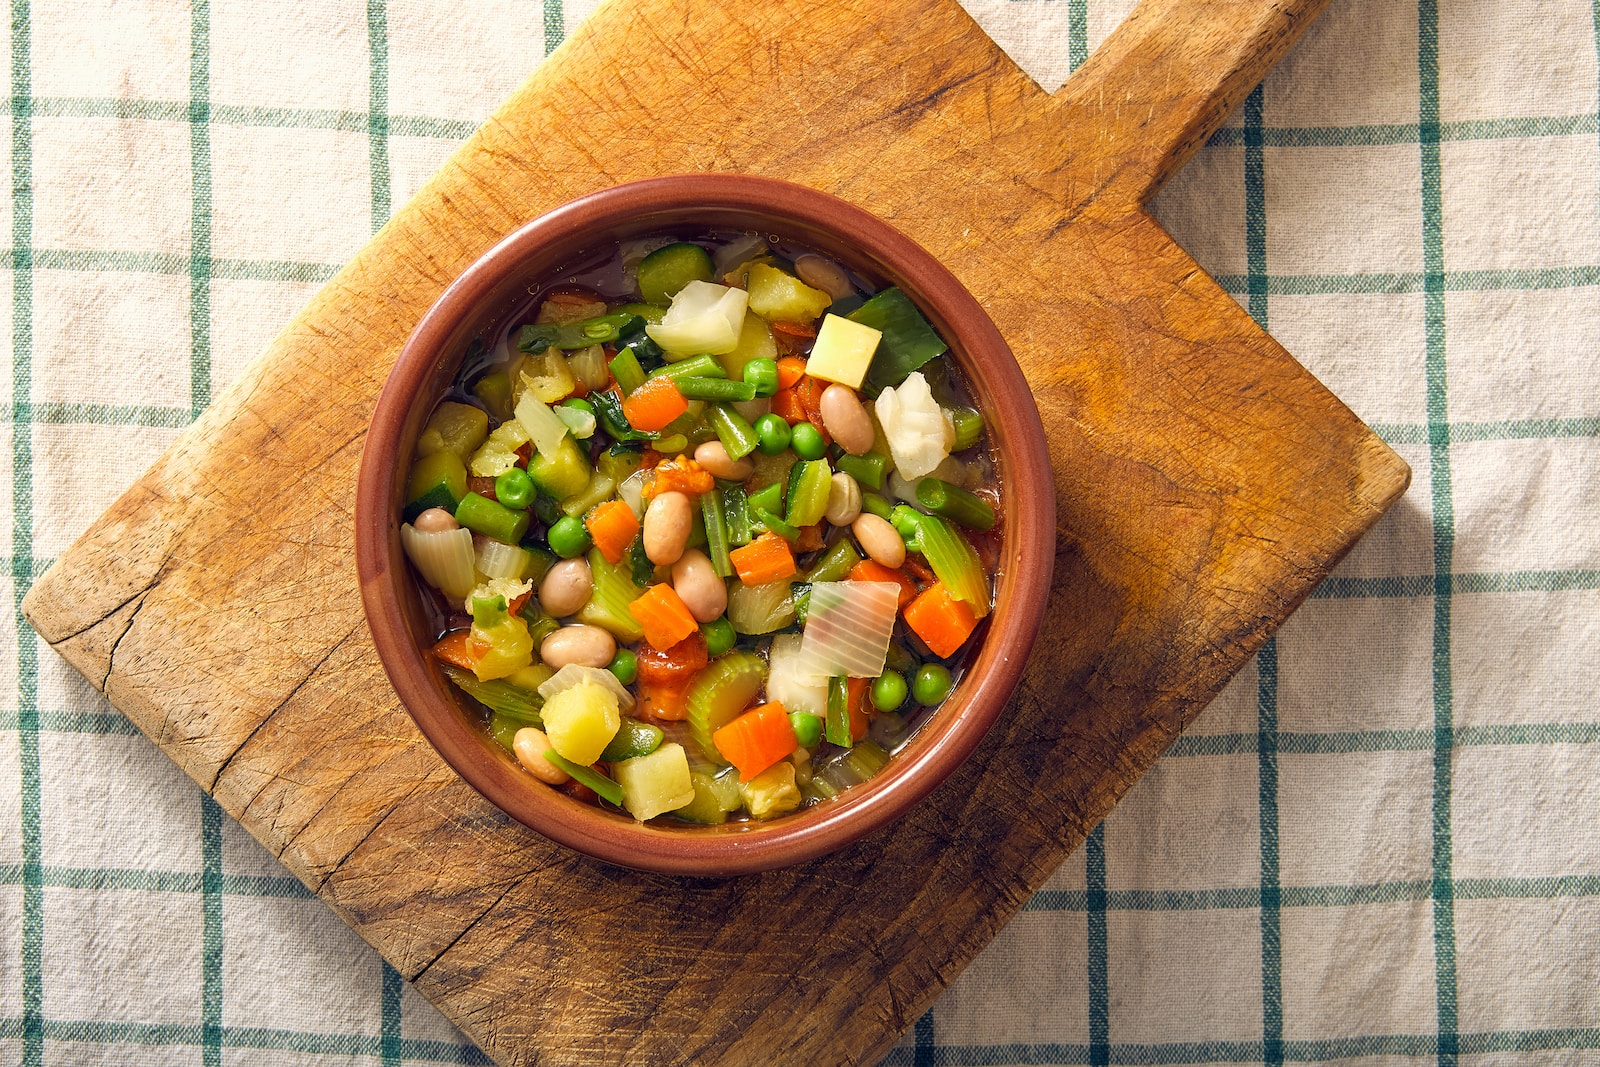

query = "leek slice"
[
  {"left": 475, "top": 538, "right": 531, "bottom": 581},
  {"left": 400, "top": 523, "right": 477, "bottom": 600},
  {"left": 726, "top": 579, "right": 795, "bottom": 635},
  {"left": 441, "top": 664, "right": 544, "bottom": 723}
]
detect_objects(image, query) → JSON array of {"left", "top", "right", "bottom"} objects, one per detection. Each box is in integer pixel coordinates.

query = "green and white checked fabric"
[{"left": 2, "top": 1, "right": 1596, "bottom": 1064}]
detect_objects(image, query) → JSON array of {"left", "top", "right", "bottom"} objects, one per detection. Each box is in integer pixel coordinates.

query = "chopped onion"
[
  {"left": 797, "top": 581, "right": 900, "bottom": 679},
  {"left": 567, "top": 343, "right": 609, "bottom": 392},
  {"left": 514, "top": 391, "right": 570, "bottom": 456},
  {"left": 554, "top": 403, "right": 597, "bottom": 439},
  {"left": 400, "top": 523, "right": 477, "bottom": 601},
  {"left": 538, "top": 663, "right": 635, "bottom": 713},
  {"left": 617, "top": 468, "right": 649, "bottom": 518},
  {"left": 645, "top": 281, "right": 748, "bottom": 356},
  {"left": 476, "top": 538, "right": 532, "bottom": 581},
  {"left": 875, "top": 371, "right": 953, "bottom": 481},
  {"left": 765, "top": 634, "right": 827, "bottom": 717}
]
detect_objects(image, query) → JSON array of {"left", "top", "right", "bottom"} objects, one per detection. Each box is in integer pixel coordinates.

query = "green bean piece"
[
  {"left": 746, "top": 481, "right": 784, "bottom": 515},
  {"left": 675, "top": 376, "right": 758, "bottom": 402},
  {"left": 608, "top": 648, "right": 638, "bottom": 685},
  {"left": 889, "top": 504, "right": 925, "bottom": 546},
  {"left": 608, "top": 349, "right": 646, "bottom": 395},
  {"left": 753, "top": 413, "right": 793, "bottom": 455},
  {"left": 701, "top": 617, "right": 737, "bottom": 657},
  {"left": 722, "top": 485, "right": 753, "bottom": 546},
  {"left": 546, "top": 514, "right": 592, "bottom": 559},
  {"left": 544, "top": 751, "right": 625, "bottom": 806},
  {"left": 701, "top": 488, "right": 733, "bottom": 577},
  {"left": 825, "top": 676, "right": 853, "bottom": 748},
  {"left": 648, "top": 352, "right": 727, "bottom": 381},
  {"left": 915, "top": 477, "right": 996, "bottom": 531},
  {"left": 805, "top": 537, "right": 861, "bottom": 583},
  {"left": 834, "top": 451, "right": 887, "bottom": 490},
  {"left": 948, "top": 406, "right": 985, "bottom": 451},
  {"left": 871, "top": 670, "right": 908, "bottom": 711},
  {"left": 601, "top": 718, "right": 664, "bottom": 762},
  {"left": 912, "top": 663, "right": 954, "bottom": 706},
  {"left": 742, "top": 357, "right": 779, "bottom": 398},
  {"left": 751, "top": 506, "right": 801, "bottom": 542},
  {"left": 859, "top": 492, "right": 893, "bottom": 520},
  {"left": 493, "top": 467, "right": 534, "bottom": 510},
  {"left": 706, "top": 403, "right": 759, "bottom": 460},
  {"left": 454, "top": 492, "right": 529, "bottom": 544},
  {"left": 790, "top": 421, "right": 827, "bottom": 460},
  {"left": 790, "top": 711, "right": 822, "bottom": 749}
]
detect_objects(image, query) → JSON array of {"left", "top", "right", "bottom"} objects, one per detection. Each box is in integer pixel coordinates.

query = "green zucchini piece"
[
  {"left": 637, "top": 242, "right": 714, "bottom": 304},
  {"left": 527, "top": 436, "right": 592, "bottom": 501},
  {"left": 404, "top": 449, "right": 466, "bottom": 521}
]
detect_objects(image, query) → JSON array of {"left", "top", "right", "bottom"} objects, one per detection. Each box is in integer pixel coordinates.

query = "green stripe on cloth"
[
  {"left": 0, "top": 1018, "right": 493, "bottom": 1062},
  {"left": 1025, "top": 874, "right": 1600, "bottom": 914},
  {"left": 544, "top": 0, "right": 564, "bottom": 54},
  {"left": 1206, "top": 111, "right": 1597, "bottom": 148},
  {"left": 1084, "top": 825, "right": 1108, "bottom": 1066},
  {"left": 1213, "top": 264, "right": 1600, "bottom": 294},
  {"left": 1167, "top": 723, "right": 1600, "bottom": 759},
  {"left": 1068, "top": 0, "right": 1087, "bottom": 70},
  {"left": 189, "top": 0, "right": 211, "bottom": 416},
  {"left": 23, "top": 95, "right": 479, "bottom": 138},
  {"left": 369, "top": 0, "right": 391, "bottom": 231}
]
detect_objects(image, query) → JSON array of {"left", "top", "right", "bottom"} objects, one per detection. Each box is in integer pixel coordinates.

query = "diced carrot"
[
  {"left": 507, "top": 590, "right": 533, "bottom": 617},
  {"left": 846, "top": 677, "right": 870, "bottom": 742},
  {"left": 775, "top": 355, "right": 808, "bottom": 389},
  {"left": 630, "top": 583, "right": 700, "bottom": 650},
  {"left": 635, "top": 632, "right": 709, "bottom": 687},
  {"left": 467, "top": 475, "right": 498, "bottom": 500},
  {"left": 431, "top": 631, "right": 479, "bottom": 671},
  {"left": 729, "top": 532, "right": 797, "bottom": 586},
  {"left": 770, "top": 386, "right": 806, "bottom": 426},
  {"left": 585, "top": 499, "right": 639, "bottom": 565},
  {"left": 643, "top": 454, "right": 715, "bottom": 500},
  {"left": 794, "top": 376, "right": 829, "bottom": 439},
  {"left": 621, "top": 375, "right": 689, "bottom": 432},
  {"left": 848, "top": 558, "right": 918, "bottom": 608},
  {"left": 636, "top": 679, "right": 692, "bottom": 722},
  {"left": 712, "top": 701, "right": 799, "bottom": 782},
  {"left": 793, "top": 523, "right": 825, "bottom": 553},
  {"left": 903, "top": 581, "right": 980, "bottom": 658}
]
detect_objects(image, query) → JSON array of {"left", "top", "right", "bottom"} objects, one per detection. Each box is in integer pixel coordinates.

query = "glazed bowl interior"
[{"left": 356, "top": 174, "right": 1054, "bottom": 876}]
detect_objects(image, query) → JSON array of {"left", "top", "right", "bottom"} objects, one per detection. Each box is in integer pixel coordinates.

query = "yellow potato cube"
[
  {"left": 747, "top": 263, "right": 832, "bottom": 323},
  {"left": 613, "top": 743, "right": 696, "bottom": 822},
  {"left": 739, "top": 760, "right": 801, "bottom": 819},
  {"left": 805, "top": 314, "right": 882, "bottom": 389},
  {"left": 540, "top": 681, "right": 621, "bottom": 765}
]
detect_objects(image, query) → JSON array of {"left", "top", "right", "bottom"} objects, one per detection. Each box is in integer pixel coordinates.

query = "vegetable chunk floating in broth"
[{"left": 399, "top": 230, "right": 1002, "bottom": 826}]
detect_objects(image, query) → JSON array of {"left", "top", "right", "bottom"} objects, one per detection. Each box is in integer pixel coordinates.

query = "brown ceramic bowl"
[{"left": 356, "top": 174, "right": 1053, "bottom": 876}]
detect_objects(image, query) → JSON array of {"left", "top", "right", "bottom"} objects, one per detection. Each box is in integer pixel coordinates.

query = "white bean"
[
  {"left": 412, "top": 507, "right": 458, "bottom": 533},
  {"left": 852, "top": 513, "right": 906, "bottom": 569},
  {"left": 693, "top": 440, "right": 754, "bottom": 481},
  {"left": 793, "top": 253, "right": 853, "bottom": 300},
  {"left": 540, "top": 624, "right": 616, "bottom": 670},
  {"left": 671, "top": 549, "right": 728, "bottom": 623},
  {"left": 512, "top": 727, "right": 570, "bottom": 785},
  {"left": 538, "top": 557, "right": 593, "bottom": 617},
  {"left": 819, "top": 384, "right": 876, "bottom": 456},
  {"left": 643, "top": 491, "right": 693, "bottom": 565},
  {"left": 824, "top": 472, "right": 862, "bottom": 526}
]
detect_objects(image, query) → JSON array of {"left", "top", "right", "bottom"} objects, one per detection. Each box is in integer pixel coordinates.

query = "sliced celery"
[
  {"left": 825, "top": 676, "right": 852, "bottom": 748},
  {"left": 706, "top": 403, "right": 759, "bottom": 460},
  {"left": 441, "top": 664, "right": 544, "bottom": 722},
  {"left": 546, "top": 751, "right": 625, "bottom": 806},
  {"left": 577, "top": 547, "right": 645, "bottom": 642},
  {"left": 805, "top": 538, "right": 861, "bottom": 583},
  {"left": 915, "top": 513, "right": 990, "bottom": 617},
  {"left": 686, "top": 651, "right": 767, "bottom": 763}
]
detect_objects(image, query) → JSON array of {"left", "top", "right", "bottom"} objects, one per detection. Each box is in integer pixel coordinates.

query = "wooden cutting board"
[{"left": 23, "top": 0, "right": 1408, "bottom": 1063}]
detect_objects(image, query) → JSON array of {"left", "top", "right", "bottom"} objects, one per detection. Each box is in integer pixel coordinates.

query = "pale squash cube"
[
  {"left": 739, "top": 760, "right": 801, "bottom": 819},
  {"left": 805, "top": 314, "right": 882, "bottom": 389},
  {"left": 746, "top": 263, "right": 832, "bottom": 323},
  {"left": 540, "top": 680, "right": 621, "bottom": 765},
  {"left": 614, "top": 743, "right": 696, "bottom": 822}
]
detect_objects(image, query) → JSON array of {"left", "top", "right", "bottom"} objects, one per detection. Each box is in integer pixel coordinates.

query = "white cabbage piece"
[
  {"left": 645, "top": 281, "right": 748, "bottom": 356},
  {"left": 873, "top": 371, "right": 954, "bottom": 481}
]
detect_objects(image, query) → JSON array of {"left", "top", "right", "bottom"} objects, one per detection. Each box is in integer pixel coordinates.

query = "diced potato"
[
  {"left": 671, "top": 770, "right": 730, "bottom": 825},
  {"left": 806, "top": 314, "right": 882, "bottom": 389},
  {"left": 614, "top": 743, "right": 696, "bottom": 822},
  {"left": 715, "top": 309, "right": 779, "bottom": 379},
  {"left": 470, "top": 616, "right": 535, "bottom": 682},
  {"left": 417, "top": 401, "right": 489, "bottom": 461},
  {"left": 541, "top": 680, "right": 622, "bottom": 765},
  {"left": 740, "top": 760, "right": 801, "bottom": 819},
  {"left": 746, "top": 263, "right": 832, "bottom": 323},
  {"left": 519, "top": 350, "right": 576, "bottom": 404},
  {"left": 468, "top": 420, "right": 531, "bottom": 477}
]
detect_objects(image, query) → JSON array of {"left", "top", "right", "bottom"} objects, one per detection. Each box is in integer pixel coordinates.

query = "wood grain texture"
[{"left": 22, "top": 0, "right": 1407, "bottom": 1063}]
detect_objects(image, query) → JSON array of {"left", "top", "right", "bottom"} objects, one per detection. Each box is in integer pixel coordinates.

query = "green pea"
[
  {"left": 547, "top": 514, "right": 592, "bottom": 559},
  {"left": 754, "top": 413, "right": 792, "bottom": 456},
  {"left": 790, "top": 421, "right": 826, "bottom": 460},
  {"left": 911, "top": 663, "right": 954, "bottom": 706},
  {"left": 701, "top": 617, "right": 737, "bottom": 657},
  {"left": 608, "top": 648, "right": 637, "bottom": 685},
  {"left": 742, "top": 357, "right": 779, "bottom": 398},
  {"left": 493, "top": 467, "right": 534, "bottom": 510},
  {"left": 789, "top": 711, "right": 822, "bottom": 749},
  {"left": 871, "top": 670, "right": 908, "bottom": 711}
]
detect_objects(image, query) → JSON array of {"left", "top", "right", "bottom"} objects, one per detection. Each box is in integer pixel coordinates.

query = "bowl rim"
[{"left": 355, "top": 173, "right": 1054, "bottom": 876}]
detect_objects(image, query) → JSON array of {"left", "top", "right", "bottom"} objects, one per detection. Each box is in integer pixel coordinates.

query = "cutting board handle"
[{"left": 1056, "top": 0, "right": 1331, "bottom": 208}]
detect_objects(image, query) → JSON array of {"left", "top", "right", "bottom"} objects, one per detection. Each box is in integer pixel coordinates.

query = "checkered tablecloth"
[{"left": 2, "top": 1, "right": 1596, "bottom": 1064}]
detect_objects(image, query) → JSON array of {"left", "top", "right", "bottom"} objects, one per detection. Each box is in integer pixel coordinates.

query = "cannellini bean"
[
  {"left": 793, "top": 253, "right": 853, "bottom": 300},
  {"left": 412, "top": 507, "right": 459, "bottom": 533},
  {"left": 540, "top": 624, "right": 616, "bottom": 670},
  {"left": 671, "top": 549, "right": 728, "bottom": 623},
  {"left": 693, "top": 440, "right": 754, "bottom": 481},
  {"left": 824, "top": 472, "right": 862, "bottom": 526},
  {"left": 512, "top": 727, "right": 570, "bottom": 785},
  {"left": 643, "top": 491, "right": 693, "bottom": 565},
  {"left": 538, "top": 557, "right": 593, "bottom": 617},
  {"left": 852, "top": 513, "right": 906, "bottom": 569},
  {"left": 819, "top": 384, "right": 875, "bottom": 456}
]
